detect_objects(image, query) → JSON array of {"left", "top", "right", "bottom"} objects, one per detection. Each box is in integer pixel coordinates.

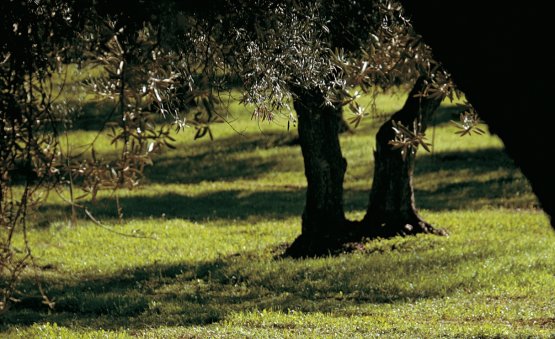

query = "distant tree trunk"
[
  {"left": 362, "top": 77, "right": 446, "bottom": 236},
  {"left": 284, "top": 87, "right": 352, "bottom": 257},
  {"left": 402, "top": 1, "right": 555, "bottom": 228}
]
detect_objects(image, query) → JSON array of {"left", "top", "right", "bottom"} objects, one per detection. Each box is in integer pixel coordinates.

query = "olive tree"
[
  {"left": 206, "top": 0, "right": 452, "bottom": 256},
  {"left": 0, "top": 1, "right": 468, "bottom": 311}
]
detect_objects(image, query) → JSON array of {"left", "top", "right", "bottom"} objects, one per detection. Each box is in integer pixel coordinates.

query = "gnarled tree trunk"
[
  {"left": 285, "top": 81, "right": 446, "bottom": 257},
  {"left": 362, "top": 77, "right": 446, "bottom": 237},
  {"left": 284, "top": 87, "right": 352, "bottom": 257}
]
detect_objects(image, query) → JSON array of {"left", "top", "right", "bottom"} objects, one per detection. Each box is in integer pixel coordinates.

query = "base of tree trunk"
[
  {"left": 362, "top": 216, "right": 448, "bottom": 238},
  {"left": 360, "top": 77, "right": 446, "bottom": 241},
  {"left": 283, "top": 233, "right": 345, "bottom": 258},
  {"left": 283, "top": 220, "right": 360, "bottom": 258},
  {"left": 283, "top": 218, "right": 446, "bottom": 258},
  {"left": 285, "top": 87, "right": 351, "bottom": 257}
]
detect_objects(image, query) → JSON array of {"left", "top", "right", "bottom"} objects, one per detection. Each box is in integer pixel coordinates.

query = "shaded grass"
[
  {"left": 2, "top": 211, "right": 554, "bottom": 337},
  {"left": 1, "top": 90, "right": 549, "bottom": 337}
]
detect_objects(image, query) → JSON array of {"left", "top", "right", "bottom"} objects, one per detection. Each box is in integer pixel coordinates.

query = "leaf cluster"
[{"left": 389, "top": 120, "right": 432, "bottom": 160}]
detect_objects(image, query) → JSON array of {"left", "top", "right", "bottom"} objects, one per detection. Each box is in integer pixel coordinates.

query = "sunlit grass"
[{"left": 1, "top": 89, "right": 550, "bottom": 338}]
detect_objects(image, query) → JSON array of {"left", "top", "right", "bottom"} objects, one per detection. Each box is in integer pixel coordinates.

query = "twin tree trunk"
[{"left": 285, "top": 79, "right": 444, "bottom": 257}]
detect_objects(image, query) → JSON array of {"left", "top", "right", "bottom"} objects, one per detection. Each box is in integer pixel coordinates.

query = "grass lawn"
[{"left": 1, "top": 91, "right": 553, "bottom": 338}]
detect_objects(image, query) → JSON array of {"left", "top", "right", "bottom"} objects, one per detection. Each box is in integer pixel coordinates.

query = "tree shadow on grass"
[
  {"left": 416, "top": 176, "right": 535, "bottom": 210},
  {"left": 143, "top": 131, "right": 300, "bottom": 185},
  {"left": 414, "top": 148, "right": 535, "bottom": 210},
  {"left": 416, "top": 147, "right": 516, "bottom": 175},
  {"left": 144, "top": 153, "right": 280, "bottom": 185},
  {"left": 38, "top": 190, "right": 305, "bottom": 224},
  {"left": 344, "top": 147, "right": 533, "bottom": 212},
  {"left": 71, "top": 101, "right": 119, "bottom": 131},
  {"left": 37, "top": 147, "right": 532, "bottom": 225},
  {"left": 1, "top": 242, "right": 497, "bottom": 330}
]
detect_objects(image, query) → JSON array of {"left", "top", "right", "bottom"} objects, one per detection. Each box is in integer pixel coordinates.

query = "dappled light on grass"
[
  {"left": 36, "top": 102, "right": 535, "bottom": 226},
  {"left": 1, "top": 99, "right": 547, "bottom": 337}
]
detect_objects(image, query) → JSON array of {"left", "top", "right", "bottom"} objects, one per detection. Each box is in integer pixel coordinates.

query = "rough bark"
[
  {"left": 285, "top": 112, "right": 352, "bottom": 147},
  {"left": 285, "top": 81, "right": 445, "bottom": 257},
  {"left": 284, "top": 87, "right": 351, "bottom": 257},
  {"left": 362, "top": 77, "right": 445, "bottom": 237},
  {"left": 401, "top": 1, "right": 555, "bottom": 228}
]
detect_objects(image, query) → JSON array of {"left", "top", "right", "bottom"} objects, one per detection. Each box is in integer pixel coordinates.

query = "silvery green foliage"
[
  {"left": 230, "top": 2, "right": 336, "bottom": 123},
  {"left": 195, "top": 0, "right": 454, "bottom": 126},
  {"left": 79, "top": 19, "right": 184, "bottom": 198}
]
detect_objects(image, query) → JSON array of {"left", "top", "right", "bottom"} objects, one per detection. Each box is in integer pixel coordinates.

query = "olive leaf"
[
  {"left": 388, "top": 120, "right": 432, "bottom": 160},
  {"left": 451, "top": 106, "right": 485, "bottom": 137}
]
